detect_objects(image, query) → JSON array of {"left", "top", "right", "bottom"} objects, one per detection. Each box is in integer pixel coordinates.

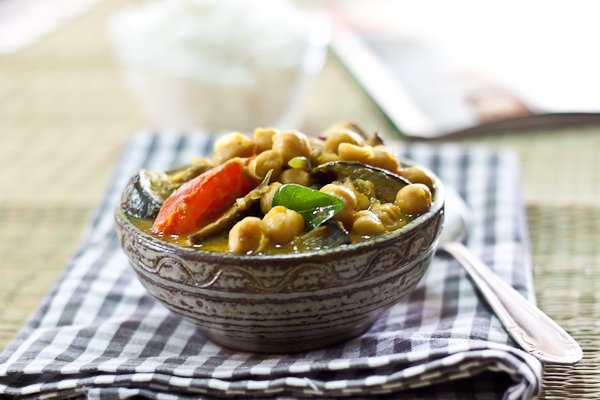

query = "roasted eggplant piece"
[
  {"left": 297, "top": 220, "right": 350, "bottom": 252},
  {"left": 312, "top": 161, "right": 410, "bottom": 203},
  {"left": 121, "top": 171, "right": 167, "bottom": 219},
  {"left": 122, "top": 161, "right": 213, "bottom": 220}
]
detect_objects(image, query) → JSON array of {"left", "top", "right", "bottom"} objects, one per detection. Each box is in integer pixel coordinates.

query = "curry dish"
[{"left": 121, "top": 123, "right": 435, "bottom": 255}]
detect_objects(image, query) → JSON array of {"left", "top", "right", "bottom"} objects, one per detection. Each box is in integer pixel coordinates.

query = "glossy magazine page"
[{"left": 332, "top": 0, "right": 600, "bottom": 138}]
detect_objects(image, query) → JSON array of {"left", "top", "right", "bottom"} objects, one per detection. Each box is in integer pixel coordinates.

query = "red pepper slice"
[{"left": 151, "top": 158, "right": 257, "bottom": 236}]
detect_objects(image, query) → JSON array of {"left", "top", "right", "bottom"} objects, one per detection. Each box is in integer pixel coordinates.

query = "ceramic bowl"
[{"left": 115, "top": 172, "right": 445, "bottom": 353}]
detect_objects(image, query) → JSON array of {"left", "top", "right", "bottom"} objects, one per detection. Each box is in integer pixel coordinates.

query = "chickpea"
[
  {"left": 260, "top": 182, "right": 282, "bottom": 215},
  {"left": 247, "top": 150, "right": 283, "bottom": 180},
  {"left": 355, "top": 193, "right": 372, "bottom": 210},
  {"left": 272, "top": 130, "right": 311, "bottom": 164},
  {"left": 398, "top": 166, "right": 434, "bottom": 190},
  {"left": 323, "top": 121, "right": 367, "bottom": 139},
  {"left": 253, "top": 128, "right": 278, "bottom": 153},
  {"left": 320, "top": 183, "right": 357, "bottom": 229},
  {"left": 395, "top": 184, "right": 432, "bottom": 216},
  {"left": 212, "top": 132, "right": 254, "bottom": 164},
  {"left": 316, "top": 151, "right": 340, "bottom": 165},
  {"left": 280, "top": 168, "right": 312, "bottom": 186},
  {"left": 263, "top": 206, "right": 305, "bottom": 245},
  {"left": 343, "top": 179, "right": 375, "bottom": 210},
  {"left": 309, "top": 137, "right": 326, "bottom": 153},
  {"left": 324, "top": 128, "right": 365, "bottom": 153},
  {"left": 371, "top": 146, "right": 400, "bottom": 172},
  {"left": 370, "top": 202, "right": 407, "bottom": 230},
  {"left": 338, "top": 143, "right": 375, "bottom": 164},
  {"left": 228, "top": 217, "right": 266, "bottom": 254},
  {"left": 351, "top": 210, "right": 386, "bottom": 237}
]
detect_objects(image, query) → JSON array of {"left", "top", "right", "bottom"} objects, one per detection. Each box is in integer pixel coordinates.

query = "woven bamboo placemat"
[
  {"left": 454, "top": 129, "right": 600, "bottom": 398},
  {"left": 1, "top": 0, "right": 599, "bottom": 398}
]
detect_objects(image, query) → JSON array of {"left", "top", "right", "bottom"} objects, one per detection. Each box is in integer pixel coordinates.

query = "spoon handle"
[{"left": 441, "top": 242, "right": 582, "bottom": 364}]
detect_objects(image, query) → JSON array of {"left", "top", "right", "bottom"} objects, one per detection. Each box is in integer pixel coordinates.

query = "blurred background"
[{"left": 1, "top": 1, "right": 599, "bottom": 397}]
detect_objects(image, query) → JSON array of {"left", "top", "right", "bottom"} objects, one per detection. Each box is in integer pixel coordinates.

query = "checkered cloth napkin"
[{"left": 0, "top": 133, "right": 542, "bottom": 399}]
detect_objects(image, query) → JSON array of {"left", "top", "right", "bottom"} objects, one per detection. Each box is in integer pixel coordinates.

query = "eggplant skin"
[
  {"left": 298, "top": 221, "right": 350, "bottom": 252},
  {"left": 313, "top": 161, "right": 410, "bottom": 204},
  {"left": 121, "top": 173, "right": 163, "bottom": 220}
]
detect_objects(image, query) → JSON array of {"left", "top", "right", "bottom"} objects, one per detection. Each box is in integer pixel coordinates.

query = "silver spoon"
[{"left": 439, "top": 188, "right": 583, "bottom": 364}]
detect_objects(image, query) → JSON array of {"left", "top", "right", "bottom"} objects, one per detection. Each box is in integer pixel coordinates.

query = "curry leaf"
[{"left": 272, "top": 184, "right": 344, "bottom": 230}]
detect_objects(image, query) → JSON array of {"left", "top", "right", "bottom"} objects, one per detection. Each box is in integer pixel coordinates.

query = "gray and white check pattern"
[{"left": 0, "top": 133, "right": 542, "bottom": 399}]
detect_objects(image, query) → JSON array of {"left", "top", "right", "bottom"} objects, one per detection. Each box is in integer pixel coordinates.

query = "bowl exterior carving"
[{"left": 115, "top": 203, "right": 443, "bottom": 353}]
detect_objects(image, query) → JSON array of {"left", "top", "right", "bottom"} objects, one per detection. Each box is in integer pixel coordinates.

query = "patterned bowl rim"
[{"left": 115, "top": 165, "right": 445, "bottom": 265}]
